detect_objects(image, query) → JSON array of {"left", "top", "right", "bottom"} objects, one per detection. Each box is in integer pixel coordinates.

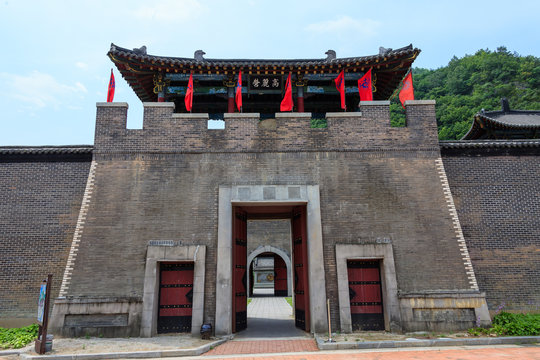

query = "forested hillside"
[{"left": 390, "top": 47, "right": 540, "bottom": 140}]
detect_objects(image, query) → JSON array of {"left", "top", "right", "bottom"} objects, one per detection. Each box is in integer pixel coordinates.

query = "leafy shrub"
[
  {"left": 491, "top": 312, "right": 540, "bottom": 336},
  {"left": 468, "top": 312, "right": 540, "bottom": 337},
  {"left": 0, "top": 324, "right": 39, "bottom": 349}
]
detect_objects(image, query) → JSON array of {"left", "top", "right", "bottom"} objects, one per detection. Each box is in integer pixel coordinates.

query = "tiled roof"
[
  {"left": 108, "top": 43, "right": 420, "bottom": 102},
  {"left": 462, "top": 99, "right": 540, "bottom": 140},
  {"left": 440, "top": 139, "right": 540, "bottom": 149},
  {"left": 0, "top": 145, "right": 93, "bottom": 154},
  {"left": 109, "top": 44, "right": 418, "bottom": 68}
]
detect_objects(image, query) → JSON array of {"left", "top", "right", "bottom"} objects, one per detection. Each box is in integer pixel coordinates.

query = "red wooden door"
[
  {"left": 274, "top": 254, "right": 287, "bottom": 296},
  {"left": 157, "top": 262, "right": 194, "bottom": 333},
  {"left": 232, "top": 207, "right": 247, "bottom": 332},
  {"left": 347, "top": 260, "right": 384, "bottom": 331},
  {"left": 291, "top": 206, "right": 310, "bottom": 331}
]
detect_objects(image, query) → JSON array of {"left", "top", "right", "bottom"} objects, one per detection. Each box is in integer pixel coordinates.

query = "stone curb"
[
  {"left": 315, "top": 334, "right": 540, "bottom": 350},
  {"left": 16, "top": 337, "right": 229, "bottom": 360}
]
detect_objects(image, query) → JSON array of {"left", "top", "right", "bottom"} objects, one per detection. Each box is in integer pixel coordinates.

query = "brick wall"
[
  {"left": 57, "top": 100, "right": 474, "bottom": 330},
  {"left": 65, "top": 151, "right": 470, "bottom": 329},
  {"left": 93, "top": 101, "right": 439, "bottom": 153},
  {"left": 442, "top": 146, "right": 540, "bottom": 312},
  {"left": 0, "top": 149, "right": 91, "bottom": 324},
  {"left": 247, "top": 220, "right": 291, "bottom": 258}
]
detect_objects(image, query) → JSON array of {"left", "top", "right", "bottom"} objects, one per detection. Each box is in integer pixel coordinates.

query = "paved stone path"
[
  {"left": 205, "top": 294, "right": 313, "bottom": 355},
  {"left": 199, "top": 345, "right": 539, "bottom": 359}
]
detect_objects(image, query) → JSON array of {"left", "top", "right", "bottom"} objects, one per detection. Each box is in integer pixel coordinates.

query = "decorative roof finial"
[
  {"left": 325, "top": 50, "right": 336, "bottom": 61},
  {"left": 501, "top": 98, "right": 510, "bottom": 112},
  {"left": 379, "top": 47, "right": 392, "bottom": 56},
  {"left": 133, "top": 46, "right": 147, "bottom": 55},
  {"left": 194, "top": 50, "right": 206, "bottom": 61}
]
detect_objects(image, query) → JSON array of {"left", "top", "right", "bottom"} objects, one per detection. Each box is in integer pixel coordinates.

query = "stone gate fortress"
[{"left": 1, "top": 44, "right": 538, "bottom": 337}]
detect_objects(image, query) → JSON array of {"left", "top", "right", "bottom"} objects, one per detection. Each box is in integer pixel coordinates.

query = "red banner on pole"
[
  {"left": 185, "top": 73, "right": 193, "bottom": 112},
  {"left": 106, "top": 69, "right": 115, "bottom": 102},
  {"left": 399, "top": 72, "right": 414, "bottom": 108},
  {"left": 334, "top": 70, "right": 346, "bottom": 110},
  {"left": 235, "top": 70, "right": 242, "bottom": 111},
  {"left": 357, "top": 68, "right": 373, "bottom": 101},
  {"left": 280, "top": 72, "right": 293, "bottom": 111}
]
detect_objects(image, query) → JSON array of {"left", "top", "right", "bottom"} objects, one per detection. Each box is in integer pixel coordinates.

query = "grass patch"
[
  {"left": 247, "top": 298, "right": 252, "bottom": 306},
  {"left": 0, "top": 324, "right": 39, "bottom": 349},
  {"left": 285, "top": 297, "right": 293, "bottom": 308},
  {"left": 468, "top": 312, "right": 540, "bottom": 337}
]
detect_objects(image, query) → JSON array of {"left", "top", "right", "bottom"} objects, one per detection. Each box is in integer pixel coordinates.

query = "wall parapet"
[{"left": 94, "top": 100, "right": 439, "bottom": 153}]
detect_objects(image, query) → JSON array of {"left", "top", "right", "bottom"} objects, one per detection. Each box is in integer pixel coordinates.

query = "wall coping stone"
[
  {"left": 96, "top": 102, "right": 128, "bottom": 108},
  {"left": 171, "top": 113, "right": 209, "bottom": 119},
  {"left": 326, "top": 112, "right": 364, "bottom": 118},
  {"left": 275, "top": 113, "right": 312, "bottom": 118},
  {"left": 405, "top": 100, "right": 436, "bottom": 105},
  {"left": 359, "top": 100, "right": 391, "bottom": 106},
  {"left": 223, "top": 113, "right": 260, "bottom": 119},
  {"left": 54, "top": 297, "right": 142, "bottom": 304},
  {"left": 143, "top": 102, "right": 175, "bottom": 108},
  {"left": 398, "top": 291, "right": 485, "bottom": 298}
]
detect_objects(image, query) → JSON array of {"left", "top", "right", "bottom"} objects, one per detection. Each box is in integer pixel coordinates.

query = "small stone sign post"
[{"left": 35, "top": 274, "right": 52, "bottom": 354}]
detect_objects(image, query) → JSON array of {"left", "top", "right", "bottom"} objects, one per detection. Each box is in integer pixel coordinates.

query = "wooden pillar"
[
  {"left": 227, "top": 85, "right": 235, "bottom": 113},
  {"left": 297, "top": 84, "right": 305, "bottom": 113},
  {"left": 157, "top": 91, "right": 165, "bottom": 102}
]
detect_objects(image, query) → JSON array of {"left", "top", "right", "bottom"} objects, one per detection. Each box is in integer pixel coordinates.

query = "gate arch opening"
[{"left": 247, "top": 246, "right": 292, "bottom": 297}]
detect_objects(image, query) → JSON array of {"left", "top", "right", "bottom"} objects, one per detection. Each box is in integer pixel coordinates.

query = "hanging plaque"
[{"left": 248, "top": 75, "right": 282, "bottom": 93}]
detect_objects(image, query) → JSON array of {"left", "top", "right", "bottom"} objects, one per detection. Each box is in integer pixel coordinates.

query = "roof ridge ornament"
[
  {"left": 325, "top": 50, "right": 336, "bottom": 61},
  {"left": 195, "top": 50, "right": 206, "bottom": 61},
  {"left": 133, "top": 46, "right": 147, "bottom": 55},
  {"left": 379, "top": 46, "right": 393, "bottom": 56},
  {"left": 501, "top": 97, "right": 510, "bottom": 113}
]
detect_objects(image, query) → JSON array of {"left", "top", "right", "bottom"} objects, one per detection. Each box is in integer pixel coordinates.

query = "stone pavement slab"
[
  {"left": 203, "top": 339, "right": 318, "bottom": 356},
  {"left": 196, "top": 345, "right": 540, "bottom": 359}
]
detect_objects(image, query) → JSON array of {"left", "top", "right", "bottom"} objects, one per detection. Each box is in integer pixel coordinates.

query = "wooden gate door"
[
  {"left": 157, "top": 262, "right": 194, "bottom": 333},
  {"left": 274, "top": 254, "right": 287, "bottom": 296},
  {"left": 347, "top": 260, "right": 384, "bottom": 331},
  {"left": 232, "top": 207, "right": 248, "bottom": 332},
  {"left": 291, "top": 206, "right": 310, "bottom": 331}
]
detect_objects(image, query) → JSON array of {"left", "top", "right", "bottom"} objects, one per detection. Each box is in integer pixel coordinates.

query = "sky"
[{"left": 1, "top": 0, "right": 539, "bottom": 146}]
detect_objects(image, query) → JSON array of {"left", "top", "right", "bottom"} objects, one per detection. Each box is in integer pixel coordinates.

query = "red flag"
[
  {"left": 334, "top": 70, "right": 346, "bottom": 110},
  {"left": 280, "top": 72, "right": 293, "bottom": 111},
  {"left": 185, "top": 73, "right": 193, "bottom": 112},
  {"left": 235, "top": 70, "right": 242, "bottom": 111},
  {"left": 357, "top": 68, "right": 373, "bottom": 101},
  {"left": 399, "top": 72, "right": 414, "bottom": 108},
  {"left": 106, "top": 69, "right": 115, "bottom": 102}
]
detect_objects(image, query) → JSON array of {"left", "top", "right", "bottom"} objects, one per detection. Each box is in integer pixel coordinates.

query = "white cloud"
[
  {"left": 0, "top": 71, "right": 87, "bottom": 109},
  {"left": 305, "top": 16, "right": 381, "bottom": 37},
  {"left": 132, "top": 0, "right": 205, "bottom": 22},
  {"left": 76, "top": 62, "right": 89, "bottom": 70}
]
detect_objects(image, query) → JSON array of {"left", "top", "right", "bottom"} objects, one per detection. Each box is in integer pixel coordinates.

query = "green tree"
[{"left": 404, "top": 48, "right": 540, "bottom": 139}]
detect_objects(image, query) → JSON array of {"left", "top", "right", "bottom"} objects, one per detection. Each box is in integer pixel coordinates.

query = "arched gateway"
[{"left": 247, "top": 245, "right": 292, "bottom": 297}]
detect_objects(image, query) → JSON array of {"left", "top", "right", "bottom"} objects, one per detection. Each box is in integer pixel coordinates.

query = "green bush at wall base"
[
  {"left": 468, "top": 312, "right": 540, "bottom": 337},
  {"left": 0, "top": 324, "right": 39, "bottom": 349}
]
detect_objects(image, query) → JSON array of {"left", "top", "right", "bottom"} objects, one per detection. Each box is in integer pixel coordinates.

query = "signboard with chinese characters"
[
  {"left": 248, "top": 75, "right": 282, "bottom": 93},
  {"left": 37, "top": 283, "right": 47, "bottom": 324}
]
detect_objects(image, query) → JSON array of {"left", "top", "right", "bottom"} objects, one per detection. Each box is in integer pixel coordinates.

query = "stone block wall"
[
  {"left": 0, "top": 148, "right": 92, "bottom": 326},
  {"left": 442, "top": 145, "right": 540, "bottom": 312}
]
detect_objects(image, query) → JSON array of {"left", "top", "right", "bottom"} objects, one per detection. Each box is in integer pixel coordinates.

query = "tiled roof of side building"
[
  {"left": 0, "top": 145, "right": 94, "bottom": 154},
  {"left": 461, "top": 98, "right": 540, "bottom": 140},
  {"left": 440, "top": 139, "right": 540, "bottom": 149},
  {"left": 0, "top": 146, "right": 93, "bottom": 162}
]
